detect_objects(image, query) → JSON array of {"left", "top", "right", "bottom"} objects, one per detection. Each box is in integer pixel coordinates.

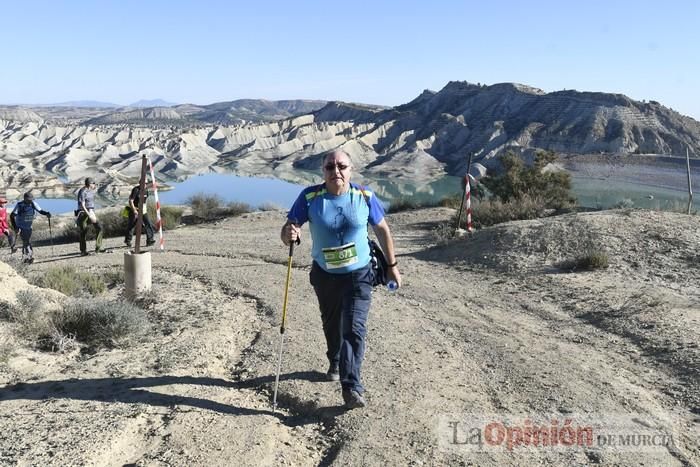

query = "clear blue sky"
[{"left": 2, "top": 0, "right": 698, "bottom": 119}]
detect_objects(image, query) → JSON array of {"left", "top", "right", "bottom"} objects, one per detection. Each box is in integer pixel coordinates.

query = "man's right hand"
[{"left": 282, "top": 223, "right": 301, "bottom": 246}]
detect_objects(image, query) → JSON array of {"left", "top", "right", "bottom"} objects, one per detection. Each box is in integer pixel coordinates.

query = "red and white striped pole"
[
  {"left": 465, "top": 175, "right": 473, "bottom": 232},
  {"left": 147, "top": 156, "right": 164, "bottom": 251}
]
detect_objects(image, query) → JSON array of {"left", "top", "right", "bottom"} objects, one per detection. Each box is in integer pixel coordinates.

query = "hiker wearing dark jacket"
[
  {"left": 124, "top": 185, "right": 155, "bottom": 248},
  {"left": 10, "top": 192, "right": 51, "bottom": 263},
  {"left": 280, "top": 149, "right": 401, "bottom": 410},
  {"left": 0, "top": 197, "right": 16, "bottom": 253},
  {"left": 76, "top": 177, "right": 104, "bottom": 255}
]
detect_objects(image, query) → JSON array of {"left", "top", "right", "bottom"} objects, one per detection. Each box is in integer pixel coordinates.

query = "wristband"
[{"left": 388, "top": 261, "right": 398, "bottom": 268}]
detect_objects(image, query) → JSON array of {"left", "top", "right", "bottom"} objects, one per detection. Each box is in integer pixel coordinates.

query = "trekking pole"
[
  {"left": 48, "top": 217, "right": 54, "bottom": 256},
  {"left": 272, "top": 238, "right": 298, "bottom": 414}
]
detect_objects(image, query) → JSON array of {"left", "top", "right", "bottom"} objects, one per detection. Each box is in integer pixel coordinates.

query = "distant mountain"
[
  {"left": 129, "top": 99, "right": 178, "bottom": 108},
  {"left": 0, "top": 106, "right": 43, "bottom": 122},
  {"left": 85, "top": 107, "right": 184, "bottom": 125},
  {"left": 46, "top": 100, "right": 120, "bottom": 108},
  {"left": 82, "top": 99, "right": 328, "bottom": 125},
  {"left": 193, "top": 99, "right": 328, "bottom": 124}
]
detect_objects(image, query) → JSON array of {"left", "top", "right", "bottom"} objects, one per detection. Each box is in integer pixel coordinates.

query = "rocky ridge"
[{"left": 1, "top": 81, "right": 699, "bottom": 200}]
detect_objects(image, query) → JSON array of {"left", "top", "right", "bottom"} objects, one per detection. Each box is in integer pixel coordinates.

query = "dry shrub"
[
  {"left": 222, "top": 201, "right": 252, "bottom": 217},
  {"left": 59, "top": 209, "right": 128, "bottom": 243},
  {"left": 558, "top": 249, "right": 610, "bottom": 272},
  {"left": 187, "top": 193, "right": 252, "bottom": 222},
  {"left": 101, "top": 269, "right": 125, "bottom": 288},
  {"left": 31, "top": 266, "right": 105, "bottom": 297},
  {"left": 439, "top": 194, "right": 463, "bottom": 209},
  {"left": 51, "top": 298, "right": 149, "bottom": 348},
  {"left": 1, "top": 291, "right": 148, "bottom": 351},
  {"left": 187, "top": 193, "right": 224, "bottom": 222},
  {"left": 159, "top": 205, "right": 184, "bottom": 229},
  {"left": 0, "top": 333, "right": 14, "bottom": 363},
  {"left": 388, "top": 198, "right": 425, "bottom": 213},
  {"left": 470, "top": 194, "right": 551, "bottom": 228},
  {"left": 258, "top": 202, "right": 282, "bottom": 211},
  {"left": 0, "top": 290, "right": 56, "bottom": 349},
  {"left": 432, "top": 221, "right": 457, "bottom": 244}
]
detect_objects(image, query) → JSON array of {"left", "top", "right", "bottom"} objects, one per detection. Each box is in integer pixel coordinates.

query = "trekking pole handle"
[{"left": 288, "top": 237, "right": 300, "bottom": 256}]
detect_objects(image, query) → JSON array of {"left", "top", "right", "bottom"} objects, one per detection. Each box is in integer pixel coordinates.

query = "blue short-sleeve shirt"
[{"left": 287, "top": 182, "right": 385, "bottom": 273}]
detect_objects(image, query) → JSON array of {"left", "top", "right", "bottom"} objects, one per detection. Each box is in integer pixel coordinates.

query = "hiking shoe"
[
  {"left": 146, "top": 239, "right": 156, "bottom": 246},
  {"left": 342, "top": 389, "right": 366, "bottom": 409},
  {"left": 80, "top": 251, "right": 89, "bottom": 257},
  {"left": 124, "top": 241, "right": 132, "bottom": 248},
  {"left": 326, "top": 363, "right": 340, "bottom": 382}
]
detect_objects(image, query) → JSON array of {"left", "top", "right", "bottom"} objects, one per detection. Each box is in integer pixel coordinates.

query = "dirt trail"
[{"left": 0, "top": 208, "right": 698, "bottom": 466}]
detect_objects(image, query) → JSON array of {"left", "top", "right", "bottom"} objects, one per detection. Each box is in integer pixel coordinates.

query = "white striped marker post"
[
  {"left": 465, "top": 177, "right": 473, "bottom": 232},
  {"left": 147, "top": 156, "right": 164, "bottom": 251}
]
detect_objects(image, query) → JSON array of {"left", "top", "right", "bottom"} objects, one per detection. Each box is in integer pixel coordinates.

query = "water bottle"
[{"left": 387, "top": 280, "right": 398, "bottom": 291}]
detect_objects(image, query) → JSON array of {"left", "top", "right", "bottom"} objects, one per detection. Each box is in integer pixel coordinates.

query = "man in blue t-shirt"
[
  {"left": 281, "top": 149, "right": 402, "bottom": 410},
  {"left": 10, "top": 192, "right": 51, "bottom": 263}
]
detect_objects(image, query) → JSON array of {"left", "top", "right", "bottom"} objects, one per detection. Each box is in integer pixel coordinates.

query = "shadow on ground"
[{"left": 0, "top": 372, "right": 346, "bottom": 425}]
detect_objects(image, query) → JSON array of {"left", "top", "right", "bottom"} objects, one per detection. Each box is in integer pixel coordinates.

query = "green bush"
[
  {"left": 481, "top": 150, "right": 576, "bottom": 210},
  {"left": 31, "top": 266, "right": 106, "bottom": 297},
  {"left": 50, "top": 298, "right": 149, "bottom": 347}
]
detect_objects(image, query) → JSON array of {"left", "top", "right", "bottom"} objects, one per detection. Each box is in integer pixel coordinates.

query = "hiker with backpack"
[
  {"left": 124, "top": 184, "right": 156, "bottom": 248},
  {"left": 0, "top": 197, "right": 17, "bottom": 253},
  {"left": 280, "top": 149, "right": 401, "bottom": 410},
  {"left": 10, "top": 192, "right": 51, "bottom": 263},
  {"left": 76, "top": 177, "right": 104, "bottom": 256}
]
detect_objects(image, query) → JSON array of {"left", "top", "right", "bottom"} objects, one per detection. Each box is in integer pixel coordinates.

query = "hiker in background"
[
  {"left": 280, "top": 149, "right": 401, "bottom": 410},
  {"left": 0, "top": 197, "right": 17, "bottom": 253},
  {"left": 76, "top": 177, "right": 104, "bottom": 256},
  {"left": 10, "top": 192, "right": 51, "bottom": 263},
  {"left": 124, "top": 184, "right": 156, "bottom": 248}
]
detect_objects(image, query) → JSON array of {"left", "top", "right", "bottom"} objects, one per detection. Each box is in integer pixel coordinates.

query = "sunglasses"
[{"left": 324, "top": 163, "right": 350, "bottom": 172}]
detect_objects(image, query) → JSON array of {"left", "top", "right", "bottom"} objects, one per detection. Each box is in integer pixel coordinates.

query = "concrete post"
[{"left": 124, "top": 251, "right": 151, "bottom": 298}]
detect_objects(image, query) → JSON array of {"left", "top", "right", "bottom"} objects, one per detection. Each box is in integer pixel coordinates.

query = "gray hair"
[{"left": 322, "top": 149, "right": 353, "bottom": 166}]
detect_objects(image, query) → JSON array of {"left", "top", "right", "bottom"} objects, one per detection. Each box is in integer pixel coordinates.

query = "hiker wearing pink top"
[{"left": 0, "top": 198, "right": 17, "bottom": 253}]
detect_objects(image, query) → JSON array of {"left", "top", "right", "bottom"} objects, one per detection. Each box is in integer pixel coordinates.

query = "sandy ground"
[{"left": 0, "top": 207, "right": 699, "bottom": 466}]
